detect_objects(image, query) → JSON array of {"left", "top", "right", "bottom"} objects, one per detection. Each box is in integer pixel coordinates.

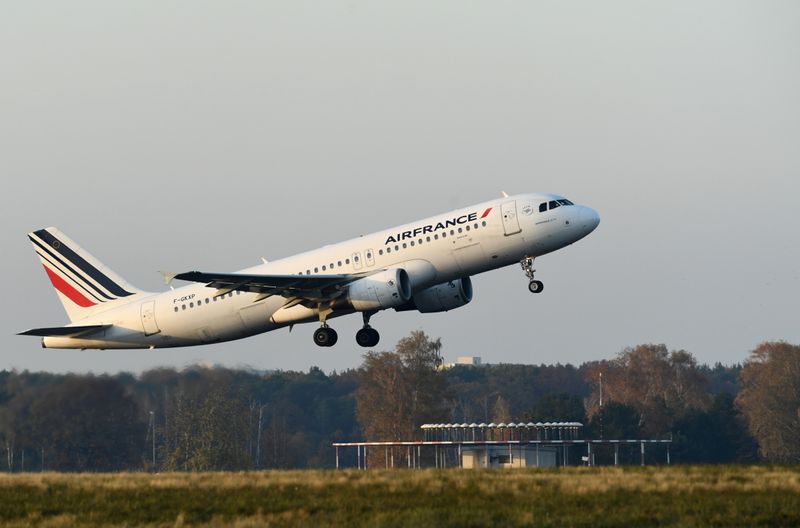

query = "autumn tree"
[
  {"left": 356, "top": 331, "right": 450, "bottom": 442},
  {"left": 736, "top": 341, "right": 800, "bottom": 462},
  {"left": 584, "top": 345, "right": 710, "bottom": 436}
]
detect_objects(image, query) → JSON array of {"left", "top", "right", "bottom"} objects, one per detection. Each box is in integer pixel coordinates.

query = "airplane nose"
[{"left": 579, "top": 206, "right": 600, "bottom": 233}]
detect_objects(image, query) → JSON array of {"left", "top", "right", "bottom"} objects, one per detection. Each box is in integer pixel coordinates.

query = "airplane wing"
[
  {"left": 18, "top": 324, "right": 111, "bottom": 337},
  {"left": 173, "top": 271, "right": 373, "bottom": 304}
]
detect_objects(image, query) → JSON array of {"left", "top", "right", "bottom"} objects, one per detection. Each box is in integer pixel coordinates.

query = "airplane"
[{"left": 19, "top": 193, "right": 599, "bottom": 349}]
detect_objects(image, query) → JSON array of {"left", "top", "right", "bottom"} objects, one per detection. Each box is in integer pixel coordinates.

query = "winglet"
[{"left": 159, "top": 271, "right": 177, "bottom": 289}]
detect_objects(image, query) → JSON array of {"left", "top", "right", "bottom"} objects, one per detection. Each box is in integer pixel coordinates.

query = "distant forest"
[{"left": 1, "top": 333, "right": 797, "bottom": 471}]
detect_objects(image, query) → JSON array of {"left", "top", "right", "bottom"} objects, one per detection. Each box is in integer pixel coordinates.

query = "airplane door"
[
  {"left": 140, "top": 301, "right": 161, "bottom": 336},
  {"left": 352, "top": 252, "right": 362, "bottom": 270},
  {"left": 365, "top": 249, "right": 375, "bottom": 267},
  {"left": 501, "top": 201, "right": 522, "bottom": 236}
]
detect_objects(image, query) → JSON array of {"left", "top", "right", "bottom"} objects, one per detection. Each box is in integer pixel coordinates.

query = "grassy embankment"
[{"left": 1, "top": 465, "right": 799, "bottom": 527}]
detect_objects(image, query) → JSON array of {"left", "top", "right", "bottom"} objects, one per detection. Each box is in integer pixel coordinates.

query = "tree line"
[{"left": 0, "top": 333, "right": 797, "bottom": 471}]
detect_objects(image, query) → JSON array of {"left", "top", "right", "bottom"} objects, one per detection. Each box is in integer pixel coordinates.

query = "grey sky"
[{"left": 2, "top": 1, "right": 798, "bottom": 374}]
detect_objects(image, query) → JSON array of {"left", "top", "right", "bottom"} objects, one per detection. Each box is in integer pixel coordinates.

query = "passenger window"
[
  {"left": 174, "top": 306, "right": 178, "bottom": 312},
  {"left": 426, "top": 236, "right": 431, "bottom": 242},
  {"left": 434, "top": 234, "right": 439, "bottom": 240},
  {"left": 549, "top": 200, "right": 560, "bottom": 209},
  {"left": 539, "top": 202, "right": 547, "bottom": 213},
  {"left": 205, "top": 298, "right": 209, "bottom": 304},
  {"left": 379, "top": 249, "right": 383, "bottom": 255},
  {"left": 465, "top": 225, "right": 470, "bottom": 231},
  {"left": 322, "top": 265, "right": 326, "bottom": 271},
  {"left": 402, "top": 243, "right": 407, "bottom": 248},
  {"left": 182, "top": 304, "right": 186, "bottom": 310},
  {"left": 410, "top": 241, "right": 415, "bottom": 246},
  {"left": 345, "top": 259, "right": 350, "bottom": 265},
  {"left": 442, "top": 232, "right": 447, "bottom": 238},
  {"left": 338, "top": 261, "right": 342, "bottom": 266},
  {"left": 418, "top": 239, "right": 422, "bottom": 244},
  {"left": 190, "top": 302, "right": 194, "bottom": 308},
  {"left": 474, "top": 223, "right": 478, "bottom": 229},
  {"left": 395, "top": 245, "right": 399, "bottom": 251},
  {"left": 314, "top": 267, "right": 319, "bottom": 273},
  {"left": 387, "top": 247, "right": 391, "bottom": 253},
  {"left": 482, "top": 221, "right": 487, "bottom": 227}
]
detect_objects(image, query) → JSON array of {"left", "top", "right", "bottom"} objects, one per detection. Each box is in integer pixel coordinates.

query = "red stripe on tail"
[
  {"left": 43, "top": 265, "right": 96, "bottom": 308},
  {"left": 480, "top": 207, "right": 493, "bottom": 218}
]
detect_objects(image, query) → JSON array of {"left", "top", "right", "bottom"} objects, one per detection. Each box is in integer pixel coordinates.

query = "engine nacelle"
[
  {"left": 397, "top": 277, "right": 473, "bottom": 313},
  {"left": 347, "top": 268, "right": 412, "bottom": 311}
]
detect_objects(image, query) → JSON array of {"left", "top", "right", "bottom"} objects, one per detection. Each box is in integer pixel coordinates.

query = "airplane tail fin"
[{"left": 27, "top": 227, "right": 145, "bottom": 322}]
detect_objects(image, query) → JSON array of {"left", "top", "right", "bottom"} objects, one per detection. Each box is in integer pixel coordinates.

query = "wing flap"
[{"left": 18, "top": 324, "right": 111, "bottom": 337}]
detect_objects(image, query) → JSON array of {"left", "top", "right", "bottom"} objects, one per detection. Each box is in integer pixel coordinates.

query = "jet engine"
[
  {"left": 396, "top": 277, "right": 473, "bottom": 313},
  {"left": 347, "top": 268, "right": 412, "bottom": 311}
]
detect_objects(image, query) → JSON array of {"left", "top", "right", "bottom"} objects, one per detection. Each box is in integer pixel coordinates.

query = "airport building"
[{"left": 333, "top": 422, "right": 671, "bottom": 469}]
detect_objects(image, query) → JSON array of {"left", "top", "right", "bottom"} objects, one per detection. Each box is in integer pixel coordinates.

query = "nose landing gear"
[{"left": 521, "top": 256, "right": 544, "bottom": 294}]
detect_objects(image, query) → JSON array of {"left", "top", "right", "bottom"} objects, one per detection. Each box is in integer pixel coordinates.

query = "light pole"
[{"left": 149, "top": 411, "right": 155, "bottom": 471}]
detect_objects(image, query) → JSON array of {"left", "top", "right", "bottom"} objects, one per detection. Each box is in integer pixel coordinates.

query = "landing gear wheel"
[
  {"left": 356, "top": 327, "right": 380, "bottom": 348},
  {"left": 528, "top": 280, "right": 544, "bottom": 294},
  {"left": 521, "top": 256, "right": 543, "bottom": 294},
  {"left": 313, "top": 326, "right": 338, "bottom": 347}
]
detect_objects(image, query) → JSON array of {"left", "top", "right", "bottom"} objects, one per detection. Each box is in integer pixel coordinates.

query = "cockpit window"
[
  {"left": 539, "top": 202, "right": 547, "bottom": 213},
  {"left": 557, "top": 199, "right": 574, "bottom": 206},
  {"left": 548, "top": 200, "right": 560, "bottom": 210}
]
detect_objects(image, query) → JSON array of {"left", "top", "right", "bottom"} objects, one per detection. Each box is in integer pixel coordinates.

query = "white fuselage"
[{"left": 42, "top": 193, "right": 599, "bottom": 349}]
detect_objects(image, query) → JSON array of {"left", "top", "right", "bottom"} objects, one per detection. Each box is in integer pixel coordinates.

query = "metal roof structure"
[{"left": 421, "top": 421, "right": 583, "bottom": 442}]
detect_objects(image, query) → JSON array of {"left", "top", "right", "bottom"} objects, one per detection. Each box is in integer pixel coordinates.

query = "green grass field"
[{"left": 1, "top": 466, "right": 799, "bottom": 527}]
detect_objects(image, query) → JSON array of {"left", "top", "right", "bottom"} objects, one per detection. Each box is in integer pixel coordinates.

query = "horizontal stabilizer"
[{"left": 18, "top": 324, "right": 111, "bottom": 337}]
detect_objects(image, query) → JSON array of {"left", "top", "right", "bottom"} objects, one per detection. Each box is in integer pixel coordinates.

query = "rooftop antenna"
[{"left": 501, "top": 191, "right": 509, "bottom": 198}]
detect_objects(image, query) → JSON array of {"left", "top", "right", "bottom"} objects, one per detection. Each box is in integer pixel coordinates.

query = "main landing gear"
[
  {"left": 313, "top": 325, "right": 338, "bottom": 347},
  {"left": 356, "top": 312, "right": 380, "bottom": 348},
  {"left": 312, "top": 311, "right": 380, "bottom": 348},
  {"left": 521, "top": 256, "right": 544, "bottom": 294}
]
